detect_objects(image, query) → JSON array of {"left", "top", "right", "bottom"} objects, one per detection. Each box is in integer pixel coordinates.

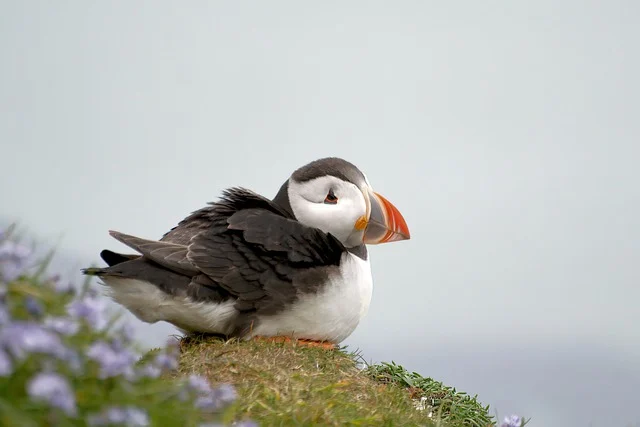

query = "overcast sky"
[{"left": 2, "top": 1, "right": 639, "bottom": 426}]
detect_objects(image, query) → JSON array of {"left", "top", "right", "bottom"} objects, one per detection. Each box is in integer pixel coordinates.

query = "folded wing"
[{"left": 92, "top": 188, "right": 346, "bottom": 315}]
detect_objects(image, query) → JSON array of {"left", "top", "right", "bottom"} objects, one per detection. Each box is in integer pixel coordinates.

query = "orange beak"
[{"left": 362, "top": 190, "right": 411, "bottom": 244}]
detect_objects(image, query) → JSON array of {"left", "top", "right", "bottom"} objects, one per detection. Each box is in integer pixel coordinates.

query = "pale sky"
[{"left": 1, "top": 2, "right": 639, "bottom": 426}]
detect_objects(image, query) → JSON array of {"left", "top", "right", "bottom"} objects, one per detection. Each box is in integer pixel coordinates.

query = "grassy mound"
[{"left": 174, "top": 335, "right": 495, "bottom": 426}]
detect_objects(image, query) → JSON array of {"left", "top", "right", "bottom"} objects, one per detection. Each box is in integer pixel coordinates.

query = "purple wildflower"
[
  {"left": 213, "top": 383, "right": 237, "bottom": 406},
  {"left": 187, "top": 374, "right": 212, "bottom": 394},
  {"left": 62, "top": 348, "right": 83, "bottom": 374},
  {"left": 87, "top": 406, "right": 149, "bottom": 426},
  {"left": 182, "top": 375, "right": 237, "bottom": 412},
  {"left": 135, "top": 350, "right": 178, "bottom": 379},
  {"left": 194, "top": 395, "right": 219, "bottom": 411},
  {"left": 135, "top": 363, "right": 162, "bottom": 379},
  {"left": 87, "top": 341, "right": 138, "bottom": 379},
  {"left": 27, "top": 372, "right": 77, "bottom": 416},
  {"left": 154, "top": 353, "right": 179, "bottom": 371},
  {"left": 0, "top": 304, "right": 9, "bottom": 325},
  {"left": 501, "top": 415, "right": 522, "bottom": 427},
  {"left": 0, "top": 321, "right": 67, "bottom": 360},
  {"left": 67, "top": 295, "right": 108, "bottom": 330},
  {"left": 110, "top": 337, "right": 126, "bottom": 352},
  {"left": 25, "top": 296, "right": 44, "bottom": 318},
  {"left": 0, "top": 240, "right": 32, "bottom": 283},
  {"left": 44, "top": 316, "right": 80, "bottom": 336},
  {"left": 195, "top": 383, "right": 238, "bottom": 411},
  {"left": 178, "top": 374, "right": 210, "bottom": 402},
  {"left": 0, "top": 349, "right": 12, "bottom": 376}
]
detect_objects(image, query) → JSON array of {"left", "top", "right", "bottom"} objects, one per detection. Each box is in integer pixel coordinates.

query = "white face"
[{"left": 288, "top": 176, "right": 368, "bottom": 248}]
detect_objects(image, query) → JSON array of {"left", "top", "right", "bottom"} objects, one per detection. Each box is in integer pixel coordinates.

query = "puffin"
[{"left": 83, "top": 157, "right": 410, "bottom": 349}]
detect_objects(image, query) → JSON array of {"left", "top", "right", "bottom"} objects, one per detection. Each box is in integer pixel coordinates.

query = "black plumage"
[{"left": 84, "top": 187, "right": 346, "bottom": 332}]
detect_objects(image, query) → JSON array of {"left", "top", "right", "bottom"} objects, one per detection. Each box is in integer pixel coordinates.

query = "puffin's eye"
[{"left": 324, "top": 189, "right": 338, "bottom": 204}]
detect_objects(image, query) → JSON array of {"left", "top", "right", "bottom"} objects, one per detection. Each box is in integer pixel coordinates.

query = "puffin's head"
[{"left": 274, "top": 157, "right": 410, "bottom": 248}]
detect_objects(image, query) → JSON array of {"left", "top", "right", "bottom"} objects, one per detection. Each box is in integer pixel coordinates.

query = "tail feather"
[
  {"left": 81, "top": 250, "right": 140, "bottom": 277},
  {"left": 100, "top": 249, "right": 140, "bottom": 267},
  {"left": 81, "top": 267, "right": 106, "bottom": 276}
]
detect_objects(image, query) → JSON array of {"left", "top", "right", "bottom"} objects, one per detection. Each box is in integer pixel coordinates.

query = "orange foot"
[
  {"left": 297, "top": 338, "right": 336, "bottom": 351},
  {"left": 252, "top": 336, "right": 336, "bottom": 350}
]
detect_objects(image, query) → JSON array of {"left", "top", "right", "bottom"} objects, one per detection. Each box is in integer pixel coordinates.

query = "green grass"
[
  {"left": 173, "top": 334, "right": 495, "bottom": 426},
  {"left": 366, "top": 362, "right": 494, "bottom": 426}
]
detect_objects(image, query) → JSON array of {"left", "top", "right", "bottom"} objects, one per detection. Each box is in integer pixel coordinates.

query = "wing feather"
[{"left": 108, "top": 230, "right": 198, "bottom": 276}]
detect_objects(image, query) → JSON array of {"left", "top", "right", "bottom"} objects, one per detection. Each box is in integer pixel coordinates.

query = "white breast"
[{"left": 249, "top": 252, "right": 374, "bottom": 343}]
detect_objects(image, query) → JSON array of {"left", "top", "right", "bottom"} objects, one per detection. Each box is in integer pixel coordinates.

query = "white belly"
[
  {"left": 102, "top": 277, "right": 239, "bottom": 335},
  {"left": 102, "top": 252, "right": 373, "bottom": 343},
  {"left": 249, "top": 252, "right": 374, "bottom": 343}
]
